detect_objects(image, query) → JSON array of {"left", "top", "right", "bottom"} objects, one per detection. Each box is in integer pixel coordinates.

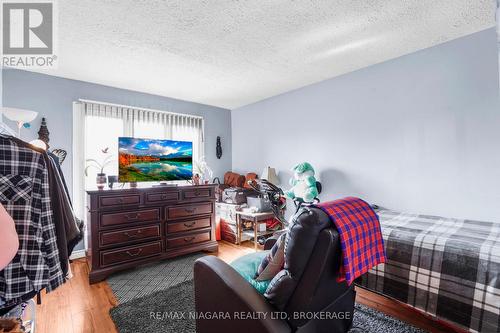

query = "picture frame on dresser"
[{"left": 86, "top": 184, "right": 218, "bottom": 283}]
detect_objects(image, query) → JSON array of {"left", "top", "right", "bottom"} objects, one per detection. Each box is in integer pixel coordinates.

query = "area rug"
[
  {"left": 107, "top": 252, "right": 205, "bottom": 303},
  {"left": 110, "top": 280, "right": 426, "bottom": 333}
]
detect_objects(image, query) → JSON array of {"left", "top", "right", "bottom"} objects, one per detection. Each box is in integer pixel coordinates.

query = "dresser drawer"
[
  {"left": 166, "top": 230, "right": 211, "bottom": 249},
  {"left": 100, "top": 241, "right": 162, "bottom": 267},
  {"left": 100, "top": 195, "right": 140, "bottom": 207},
  {"left": 99, "top": 225, "right": 160, "bottom": 247},
  {"left": 167, "top": 218, "right": 211, "bottom": 234},
  {"left": 100, "top": 208, "right": 160, "bottom": 227},
  {"left": 167, "top": 203, "right": 212, "bottom": 219},
  {"left": 146, "top": 191, "right": 179, "bottom": 204},
  {"left": 182, "top": 188, "right": 212, "bottom": 200}
]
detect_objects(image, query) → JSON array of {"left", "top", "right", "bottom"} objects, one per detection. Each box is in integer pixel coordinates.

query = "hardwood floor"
[{"left": 34, "top": 241, "right": 461, "bottom": 333}]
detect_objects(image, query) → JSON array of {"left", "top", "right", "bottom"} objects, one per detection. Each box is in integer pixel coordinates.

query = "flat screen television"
[{"left": 118, "top": 137, "right": 193, "bottom": 183}]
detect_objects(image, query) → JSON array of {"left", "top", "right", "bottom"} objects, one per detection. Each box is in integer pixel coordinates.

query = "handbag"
[{"left": 222, "top": 188, "right": 256, "bottom": 204}]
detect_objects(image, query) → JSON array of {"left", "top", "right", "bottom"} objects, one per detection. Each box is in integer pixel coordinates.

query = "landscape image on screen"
[{"left": 119, "top": 137, "right": 193, "bottom": 182}]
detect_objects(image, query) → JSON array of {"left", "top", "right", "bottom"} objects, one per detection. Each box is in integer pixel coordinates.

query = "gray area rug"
[
  {"left": 107, "top": 252, "right": 205, "bottom": 303},
  {"left": 110, "top": 279, "right": 427, "bottom": 333}
]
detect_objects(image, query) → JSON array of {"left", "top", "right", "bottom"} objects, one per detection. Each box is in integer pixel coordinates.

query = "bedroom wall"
[
  {"left": 232, "top": 28, "right": 500, "bottom": 222},
  {"left": 0, "top": 69, "right": 3, "bottom": 107},
  {"left": 2, "top": 69, "right": 232, "bottom": 250}
]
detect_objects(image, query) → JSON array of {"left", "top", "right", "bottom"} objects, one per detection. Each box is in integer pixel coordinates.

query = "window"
[
  {"left": 133, "top": 119, "right": 164, "bottom": 139},
  {"left": 84, "top": 115, "right": 123, "bottom": 189},
  {"left": 72, "top": 100, "right": 204, "bottom": 225}
]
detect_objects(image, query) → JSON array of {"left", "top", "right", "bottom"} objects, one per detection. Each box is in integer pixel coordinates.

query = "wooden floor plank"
[{"left": 32, "top": 241, "right": 462, "bottom": 333}]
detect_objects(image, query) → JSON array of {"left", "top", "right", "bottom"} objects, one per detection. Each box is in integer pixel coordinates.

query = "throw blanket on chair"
[{"left": 314, "top": 197, "right": 386, "bottom": 285}]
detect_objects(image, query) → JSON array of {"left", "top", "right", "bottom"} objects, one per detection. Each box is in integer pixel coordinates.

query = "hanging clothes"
[
  {"left": 0, "top": 136, "right": 65, "bottom": 308},
  {"left": 43, "top": 152, "right": 83, "bottom": 275}
]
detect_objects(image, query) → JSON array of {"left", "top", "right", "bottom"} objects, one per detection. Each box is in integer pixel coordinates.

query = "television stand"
[
  {"left": 152, "top": 182, "right": 178, "bottom": 187},
  {"left": 86, "top": 184, "right": 218, "bottom": 283}
]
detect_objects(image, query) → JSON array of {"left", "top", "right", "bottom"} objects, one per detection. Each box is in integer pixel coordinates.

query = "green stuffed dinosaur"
[{"left": 285, "top": 162, "right": 319, "bottom": 203}]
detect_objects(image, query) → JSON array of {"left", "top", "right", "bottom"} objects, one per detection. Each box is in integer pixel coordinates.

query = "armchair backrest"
[{"left": 264, "top": 207, "right": 349, "bottom": 328}]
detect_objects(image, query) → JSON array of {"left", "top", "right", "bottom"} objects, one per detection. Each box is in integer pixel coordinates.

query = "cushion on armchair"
[
  {"left": 255, "top": 233, "right": 286, "bottom": 281},
  {"left": 230, "top": 252, "right": 271, "bottom": 294}
]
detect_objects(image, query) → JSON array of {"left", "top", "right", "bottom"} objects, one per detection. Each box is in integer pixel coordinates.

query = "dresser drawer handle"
[
  {"left": 161, "top": 194, "right": 169, "bottom": 200},
  {"left": 124, "top": 230, "right": 142, "bottom": 238},
  {"left": 194, "top": 190, "right": 201, "bottom": 196},
  {"left": 184, "top": 237, "right": 195, "bottom": 243},
  {"left": 125, "top": 213, "right": 141, "bottom": 220},
  {"left": 117, "top": 198, "right": 124, "bottom": 204},
  {"left": 183, "top": 222, "right": 196, "bottom": 228},
  {"left": 126, "top": 249, "right": 143, "bottom": 257},
  {"left": 184, "top": 208, "right": 196, "bottom": 214}
]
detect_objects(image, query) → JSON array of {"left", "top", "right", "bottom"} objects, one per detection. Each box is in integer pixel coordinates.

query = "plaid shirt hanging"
[{"left": 0, "top": 136, "right": 65, "bottom": 307}]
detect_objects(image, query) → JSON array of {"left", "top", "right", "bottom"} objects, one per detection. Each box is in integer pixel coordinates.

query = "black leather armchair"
[{"left": 194, "top": 206, "right": 355, "bottom": 333}]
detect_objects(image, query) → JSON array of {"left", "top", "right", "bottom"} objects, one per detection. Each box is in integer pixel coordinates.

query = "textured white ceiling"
[{"left": 30, "top": 0, "right": 494, "bottom": 109}]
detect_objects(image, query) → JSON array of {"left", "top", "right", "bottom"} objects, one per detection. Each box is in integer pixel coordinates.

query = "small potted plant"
[{"left": 85, "top": 148, "right": 115, "bottom": 190}]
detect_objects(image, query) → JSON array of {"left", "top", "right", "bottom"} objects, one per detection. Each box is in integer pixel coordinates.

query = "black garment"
[
  {"left": 48, "top": 153, "right": 83, "bottom": 253},
  {"left": 48, "top": 152, "right": 71, "bottom": 207},
  {"left": 43, "top": 153, "right": 83, "bottom": 275}
]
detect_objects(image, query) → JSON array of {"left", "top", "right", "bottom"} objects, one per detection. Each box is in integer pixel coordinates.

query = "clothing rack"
[{"left": 0, "top": 134, "right": 83, "bottom": 331}]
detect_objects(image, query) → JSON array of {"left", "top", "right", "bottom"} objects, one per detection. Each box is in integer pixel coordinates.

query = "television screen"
[{"left": 118, "top": 137, "right": 193, "bottom": 182}]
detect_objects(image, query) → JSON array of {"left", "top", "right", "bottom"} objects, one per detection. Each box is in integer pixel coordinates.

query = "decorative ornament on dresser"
[
  {"left": 108, "top": 175, "right": 118, "bottom": 189},
  {"left": 192, "top": 173, "right": 201, "bottom": 185},
  {"left": 85, "top": 147, "right": 116, "bottom": 190},
  {"left": 216, "top": 136, "right": 222, "bottom": 159}
]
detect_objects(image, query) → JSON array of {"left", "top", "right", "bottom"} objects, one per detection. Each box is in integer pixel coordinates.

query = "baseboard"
[{"left": 69, "top": 249, "right": 87, "bottom": 260}]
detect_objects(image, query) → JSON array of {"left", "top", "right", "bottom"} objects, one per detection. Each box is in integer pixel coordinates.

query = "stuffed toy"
[{"left": 285, "top": 162, "right": 319, "bottom": 202}]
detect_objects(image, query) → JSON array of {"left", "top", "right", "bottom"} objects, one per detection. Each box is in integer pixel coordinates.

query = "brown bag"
[
  {"left": 224, "top": 172, "right": 245, "bottom": 187},
  {"left": 244, "top": 172, "right": 258, "bottom": 189}
]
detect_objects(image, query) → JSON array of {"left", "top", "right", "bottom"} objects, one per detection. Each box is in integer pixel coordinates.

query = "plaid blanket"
[
  {"left": 315, "top": 197, "right": 386, "bottom": 285},
  {"left": 358, "top": 209, "right": 500, "bottom": 333}
]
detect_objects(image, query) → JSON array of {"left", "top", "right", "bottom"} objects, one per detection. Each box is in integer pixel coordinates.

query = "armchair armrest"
[{"left": 194, "top": 256, "right": 290, "bottom": 333}]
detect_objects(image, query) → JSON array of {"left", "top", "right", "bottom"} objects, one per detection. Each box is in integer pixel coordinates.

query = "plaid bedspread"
[{"left": 357, "top": 209, "right": 500, "bottom": 333}]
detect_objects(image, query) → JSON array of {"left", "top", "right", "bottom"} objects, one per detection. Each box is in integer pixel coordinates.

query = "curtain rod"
[{"left": 77, "top": 99, "right": 203, "bottom": 120}]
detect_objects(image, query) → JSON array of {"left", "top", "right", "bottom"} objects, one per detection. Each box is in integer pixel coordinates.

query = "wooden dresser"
[{"left": 86, "top": 185, "right": 218, "bottom": 283}]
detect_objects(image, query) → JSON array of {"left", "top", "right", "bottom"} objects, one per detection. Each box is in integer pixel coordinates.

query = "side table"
[{"left": 235, "top": 211, "right": 280, "bottom": 250}]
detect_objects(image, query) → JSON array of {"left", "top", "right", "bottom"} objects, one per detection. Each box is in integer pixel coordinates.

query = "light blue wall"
[
  {"left": 3, "top": 68, "right": 232, "bottom": 193},
  {"left": 3, "top": 69, "right": 232, "bottom": 250},
  {"left": 0, "top": 69, "right": 2, "bottom": 108},
  {"left": 0, "top": 69, "right": 2, "bottom": 107},
  {"left": 232, "top": 28, "right": 500, "bottom": 222}
]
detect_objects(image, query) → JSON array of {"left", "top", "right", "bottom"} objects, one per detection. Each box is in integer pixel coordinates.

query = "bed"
[{"left": 358, "top": 209, "right": 500, "bottom": 333}]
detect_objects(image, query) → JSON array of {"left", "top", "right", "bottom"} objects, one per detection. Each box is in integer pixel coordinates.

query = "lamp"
[
  {"left": 1, "top": 107, "right": 38, "bottom": 137},
  {"left": 261, "top": 166, "right": 280, "bottom": 185}
]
